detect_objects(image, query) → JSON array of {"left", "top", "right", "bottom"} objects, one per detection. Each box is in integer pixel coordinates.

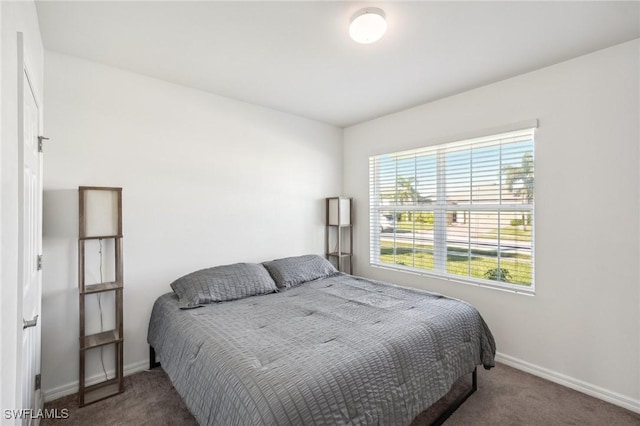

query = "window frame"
[{"left": 369, "top": 128, "right": 536, "bottom": 294}]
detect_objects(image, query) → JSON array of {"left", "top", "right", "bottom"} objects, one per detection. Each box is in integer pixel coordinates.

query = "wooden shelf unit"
[
  {"left": 78, "top": 186, "right": 124, "bottom": 406},
  {"left": 326, "top": 197, "right": 353, "bottom": 274}
]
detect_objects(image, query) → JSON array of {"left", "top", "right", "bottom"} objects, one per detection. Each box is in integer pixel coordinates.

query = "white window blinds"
[{"left": 369, "top": 128, "right": 535, "bottom": 293}]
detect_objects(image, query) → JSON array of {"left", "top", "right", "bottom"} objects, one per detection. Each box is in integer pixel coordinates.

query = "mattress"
[{"left": 147, "top": 273, "right": 495, "bottom": 425}]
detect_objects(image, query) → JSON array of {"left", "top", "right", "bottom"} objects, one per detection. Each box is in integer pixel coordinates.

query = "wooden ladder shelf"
[{"left": 78, "top": 186, "right": 124, "bottom": 406}]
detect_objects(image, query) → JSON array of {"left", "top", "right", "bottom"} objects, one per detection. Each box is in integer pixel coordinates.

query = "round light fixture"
[{"left": 349, "top": 8, "right": 386, "bottom": 44}]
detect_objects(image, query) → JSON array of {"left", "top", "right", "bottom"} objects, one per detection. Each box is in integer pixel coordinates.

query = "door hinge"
[
  {"left": 35, "top": 374, "right": 41, "bottom": 391},
  {"left": 37, "top": 254, "right": 43, "bottom": 271},
  {"left": 37, "top": 136, "right": 49, "bottom": 153}
]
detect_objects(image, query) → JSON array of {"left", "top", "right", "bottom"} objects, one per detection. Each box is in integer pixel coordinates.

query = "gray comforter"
[{"left": 147, "top": 273, "right": 495, "bottom": 425}]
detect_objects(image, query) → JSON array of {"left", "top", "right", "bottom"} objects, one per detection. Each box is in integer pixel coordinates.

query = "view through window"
[{"left": 369, "top": 128, "right": 535, "bottom": 292}]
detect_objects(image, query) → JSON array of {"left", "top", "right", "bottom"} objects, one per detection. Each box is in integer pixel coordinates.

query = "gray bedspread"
[{"left": 148, "top": 273, "right": 496, "bottom": 426}]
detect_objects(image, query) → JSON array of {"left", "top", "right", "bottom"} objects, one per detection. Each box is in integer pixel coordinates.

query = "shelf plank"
[
  {"left": 82, "top": 282, "right": 122, "bottom": 294},
  {"left": 79, "top": 186, "right": 123, "bottom": 192},
  {"left": 79, "top": 235, "right": 122, "bottom": 241},
  {"left": 82, "top": 380, "right": 123, "bottom": 406},
  {"left": 81, "top": 330, "right": 122, "bottom": 350}
]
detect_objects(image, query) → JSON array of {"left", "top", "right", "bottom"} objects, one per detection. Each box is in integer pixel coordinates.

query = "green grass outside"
[
  {"left": 379, "top": 241, "right": 532, "bottom": 286},
  {"left": 480, "top": 226, "right": 532, "bottom": 242}
]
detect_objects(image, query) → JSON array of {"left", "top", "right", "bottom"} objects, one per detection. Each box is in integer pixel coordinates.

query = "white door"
[{"left": 19, "top": 39, "right": 43, "bottom": 425}]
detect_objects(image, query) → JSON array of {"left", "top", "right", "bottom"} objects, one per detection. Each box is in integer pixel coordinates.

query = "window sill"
[{"left": 370, "top": 262, "right": 535, "bottom": 296}]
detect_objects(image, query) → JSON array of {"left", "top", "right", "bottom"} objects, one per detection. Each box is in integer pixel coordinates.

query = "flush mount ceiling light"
[{"left": 349, "top": 8, "right": 386, "bottom": 44}]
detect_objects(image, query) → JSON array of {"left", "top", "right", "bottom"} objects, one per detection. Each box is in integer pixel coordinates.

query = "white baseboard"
[
  {"left": 495, "top": 352, "right": 640, "bottom": 414},
  {"left": 43, "top": 359, "right": 149, "bottom": 402}
]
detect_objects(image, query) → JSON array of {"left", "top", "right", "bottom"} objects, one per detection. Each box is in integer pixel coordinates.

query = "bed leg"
[
  {"left": 472, "top": 367, "right": 477, "bottom": 392},
  {"left": 149, "top": 346, "right": 161, "bottom": 369},
  {"left": 430, "top": 367, "right": 477, "bottom": 426}
]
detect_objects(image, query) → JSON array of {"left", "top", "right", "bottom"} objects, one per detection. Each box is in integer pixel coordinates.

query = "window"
[{"left": 369, "top": 128, "right": 535, "bottom": 293}]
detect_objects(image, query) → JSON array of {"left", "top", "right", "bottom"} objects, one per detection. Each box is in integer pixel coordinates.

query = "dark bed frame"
[
  {"left": 431, "top": 367, "right": 477, "bottom": 426},
  {"left": 149, "top": 345, "right": 476, "bottom": 426},
  {"left": 149, "top": 346, "right": 161, "bottom": 369}
]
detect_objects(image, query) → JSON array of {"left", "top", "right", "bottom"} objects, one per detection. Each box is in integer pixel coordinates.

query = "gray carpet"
[{"left": 43, "top": 363, "right": 640, "bottom": 425}]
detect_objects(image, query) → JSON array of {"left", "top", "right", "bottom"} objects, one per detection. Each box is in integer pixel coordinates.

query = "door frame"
[{"left": 16, "top": 30, "right": 44, "bottom": 424}]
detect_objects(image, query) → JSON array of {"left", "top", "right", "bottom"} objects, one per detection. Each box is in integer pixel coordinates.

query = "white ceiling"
[{"left": 35, "top": 1, "right": 640, "bottom": 128}]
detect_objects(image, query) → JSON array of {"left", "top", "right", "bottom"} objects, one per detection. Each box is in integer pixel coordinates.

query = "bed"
[{"left": 147, "top": 255, "right": 496, "bottom": 425}]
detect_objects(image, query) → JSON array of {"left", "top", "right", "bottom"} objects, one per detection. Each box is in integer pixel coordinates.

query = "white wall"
[
  {"left": 344, "top": 40, "right": 640, "bottom": 411},
  {"left": 1, "top": 1, "right": 4, "bottom": 411},
  {"left": 41, "top": 51, "right": 343, "bottom": 399},
  {"left": 1, "top": 0, "right": 44, "bottom": 418}
]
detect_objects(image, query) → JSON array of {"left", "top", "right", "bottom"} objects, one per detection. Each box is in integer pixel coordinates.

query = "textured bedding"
[{"left": 148, "top": 273, "right": 496, "bottom": 425}]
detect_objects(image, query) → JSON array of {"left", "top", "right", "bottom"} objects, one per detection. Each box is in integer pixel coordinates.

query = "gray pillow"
[
  {"left": 262, "top": 254, "right": 338, "bottom": 289},
  {"left": 170, "top": 263, "right": 277, "bottom": 309}
]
